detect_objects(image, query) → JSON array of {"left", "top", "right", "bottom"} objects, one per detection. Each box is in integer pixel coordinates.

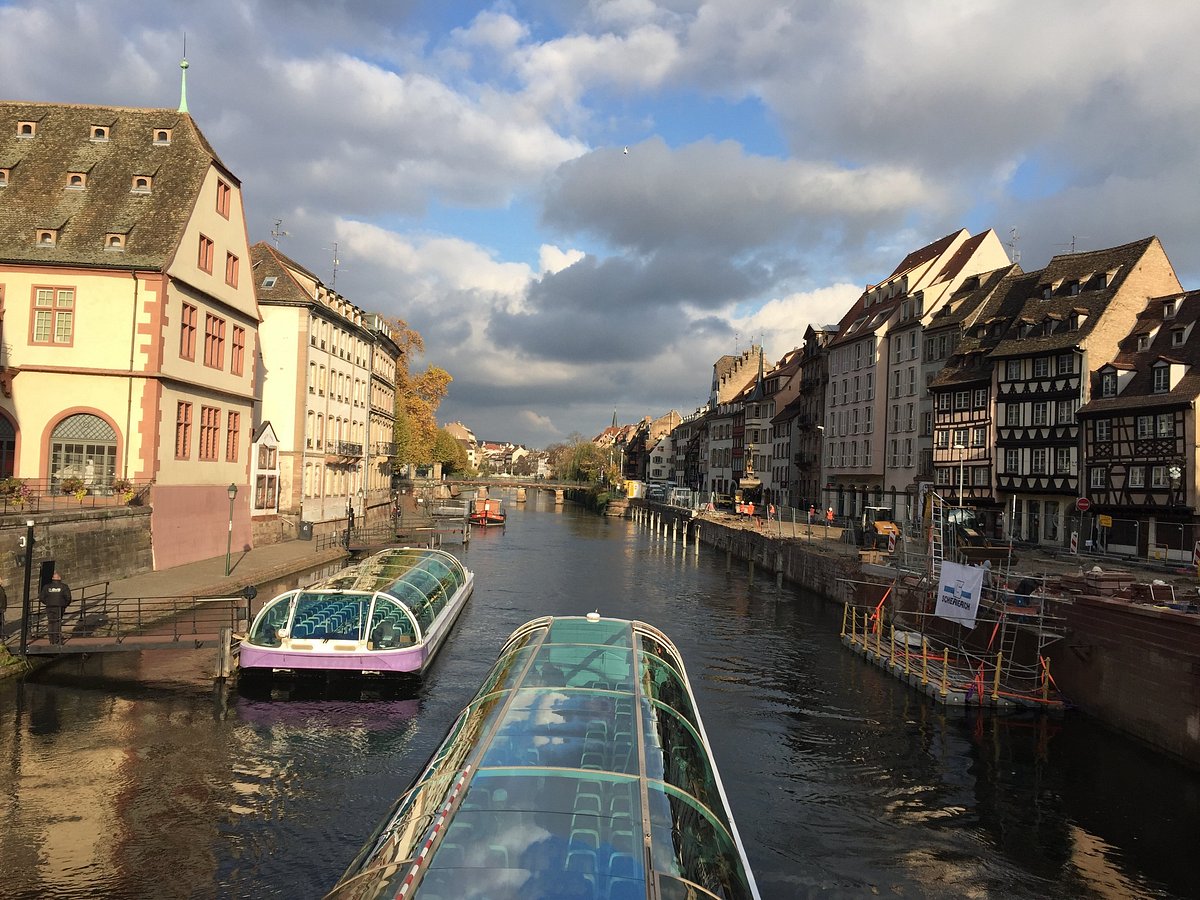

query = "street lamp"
[
  {"left": 954, "top": 444, "right": 966, "bottom": 505},
  {"left": 225, "top": 483, "right": 238, "bottom": 576}
]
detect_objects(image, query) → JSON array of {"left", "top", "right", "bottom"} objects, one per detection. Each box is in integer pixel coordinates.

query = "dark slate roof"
[
  {"left": 1078, "top": 290, "right": 1200, "bottom": 415},
  {"left": 929, "top": 265, "right": 1027, "bottom": 389},
  {"left": 0, "top": 101, "right": 231, "bottom": 270},
  {"left": 251, "top": 241, "right": 320, "bottom": 305},
  {"left": 987, "top": 237, "right": 1165, "bottom": 359}
]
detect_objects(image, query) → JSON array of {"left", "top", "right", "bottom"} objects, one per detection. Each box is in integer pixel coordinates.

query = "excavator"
[{"left": 856, "top": 506, "right": 902, "bottom": 551}]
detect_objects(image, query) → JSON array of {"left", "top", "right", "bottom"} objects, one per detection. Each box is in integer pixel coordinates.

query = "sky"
[{"left": 4, "top": 1, "right": 1200, "bottom": 448}]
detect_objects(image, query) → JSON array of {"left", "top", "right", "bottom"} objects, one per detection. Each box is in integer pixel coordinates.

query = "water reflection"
[{"left": 0, "top": 501, "right": 1198, "bottom": 899}]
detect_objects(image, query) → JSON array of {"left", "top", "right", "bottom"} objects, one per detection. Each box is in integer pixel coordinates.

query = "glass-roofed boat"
[
  {"left": 240, "top": 547, "right": 474, "bottom": 676},
  {"left": 326, "top": 614, "right": 761, "bottom": 900}
]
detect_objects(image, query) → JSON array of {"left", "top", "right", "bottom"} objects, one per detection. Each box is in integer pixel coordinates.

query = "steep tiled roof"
[
  {"left": 251, "top": 242, "right": 319, "bottom": 305},
  {"left": 929, "top": 265, "right": 1027, "bottom": 389},
  {"left": 1078, "top": 290, "right": 1200, "bottom": 415},
  {"left": 988, "top": 237, "right": 1165, "bottom": 359},
  {"left": 0, "top": 101, "right": 229, "bottom": 269},
  {"left": 887, "top": 229, "right": 965, "bottom": 280}
]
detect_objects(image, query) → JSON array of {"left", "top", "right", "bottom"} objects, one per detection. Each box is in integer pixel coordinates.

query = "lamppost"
[
  {"left": 954, "top": 444, "right": 966, "bottom": 506},
  {"left": 225, "top": 483, "right": 238, "bottom": 576}
]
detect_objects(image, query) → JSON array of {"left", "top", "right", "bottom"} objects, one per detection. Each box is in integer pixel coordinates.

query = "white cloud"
[{"left": 539, "top": 244, "right": 586, "bottom": 274}]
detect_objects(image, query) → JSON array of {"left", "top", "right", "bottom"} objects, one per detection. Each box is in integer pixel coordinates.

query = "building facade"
[{"left": 0, "top": 101, "right": 260, "bottom": 568}]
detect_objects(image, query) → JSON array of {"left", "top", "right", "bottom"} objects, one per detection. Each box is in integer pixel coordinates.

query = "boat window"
[
  {"left": 641, "top": 651, "right": 699, "bottom": 727},
  {"left": 650, "top": 785, "right": 756, "bottom": 900},
  {"left": 527, "top": 644, "right": 635, "bottom": 691},
  {"left": 420, "top": 772, "right": 646, "bottom": 900},
  {"left": 474, "top": 645, "right": 539, "bottom": 699},
  {"left": 247, "top": 595, "right": 292, "bottom": 646},
  {"left": 644, "top": 699, "right": 724, "bottom": 821},
  {"left": 482, "top": 687, "right": 639, "bottom": 775},
  {"left": 367, "top": 598, "right": 416, "bottom": 650},
  {"left": 289, "top": 592, "right": 368, "bottom": 641}
]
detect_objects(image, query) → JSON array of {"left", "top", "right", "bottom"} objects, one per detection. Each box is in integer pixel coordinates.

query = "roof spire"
[{"left": 178, "top": 36, "right": 189, "bottom": 113}]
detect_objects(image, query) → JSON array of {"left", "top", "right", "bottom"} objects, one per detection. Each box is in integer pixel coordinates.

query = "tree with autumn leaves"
[{"left": 386, "top": 317, "right": 469, "bottom": 475}]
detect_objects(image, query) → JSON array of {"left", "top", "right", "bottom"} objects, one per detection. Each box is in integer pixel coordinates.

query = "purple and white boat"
[{"left": 239, "top": 547, "right": 474, "bottom": 676}]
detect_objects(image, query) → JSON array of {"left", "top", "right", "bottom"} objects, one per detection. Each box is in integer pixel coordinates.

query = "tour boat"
[
  {"left": 467, "top": 496, "right": 506, "bottom": 527},
  {"left": 239, "top": 547, "right": 473, "bottom": 676},
  {"left": 326, "top": 613, "right": 761, "bottom": 900}
]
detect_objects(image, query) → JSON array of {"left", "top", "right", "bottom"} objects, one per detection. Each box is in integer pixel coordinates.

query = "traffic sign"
[
  {"left": 1070, "top": 531, "right": 1078, "bottom": 554},
  {"left": 1098, "top": 514, "right": 1113, "bottom": 528},
  {"left": 1075, "top": 497, "right": 1091, "bottom": 512},
  {"left": 887, "top": 532, "right": 896, "bottom": 554}
]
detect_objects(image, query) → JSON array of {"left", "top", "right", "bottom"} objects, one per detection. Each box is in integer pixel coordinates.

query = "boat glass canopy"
[
  {"left": 245, "top": 548, "right": 468, "bottom": 650},
  {"left": 330, "top": 615, "right": 758, "bottom": 900}
]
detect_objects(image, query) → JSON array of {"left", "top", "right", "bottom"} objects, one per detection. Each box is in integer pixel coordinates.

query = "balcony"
[
  {"left": 333, "top": 441, "right": 363, "bottom": 458},
  {"left": 371, "top": 441, "right": 398, "bottom": 458}
]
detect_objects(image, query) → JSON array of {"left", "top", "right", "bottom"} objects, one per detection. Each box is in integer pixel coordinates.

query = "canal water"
[{"left": 1, "top": 494, "right": 1199, "bottom": 899}]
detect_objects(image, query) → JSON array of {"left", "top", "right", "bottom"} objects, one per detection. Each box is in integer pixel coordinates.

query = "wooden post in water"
[
  {"left": 921, "top": 638, "right": 929, "bottom": 686},
  {"left": 215, "top": 626, "right": 234, "bottom": 680},
  {"left": 693, "top": 524, "right": 699, "bottom": 557},
  {"left": 940, "top": 649, "right": 949, "bottom": 697},
  {"left": 1041, "top": 656, "right": 1050, "bottom": 701},
  {"left": 992, "top": 652, "right": 1003, "bottom": 702},
  {"left": 840, "top": 602, "right": 849, "bottom": 637}
]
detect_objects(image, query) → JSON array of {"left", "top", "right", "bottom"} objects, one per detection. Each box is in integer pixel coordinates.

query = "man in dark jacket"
[{"left": 40, "top": 572, "right": 72, "bottom": 645}]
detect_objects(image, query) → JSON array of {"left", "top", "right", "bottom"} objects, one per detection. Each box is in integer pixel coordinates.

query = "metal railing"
[
  {"left": 11, "top": 590, "right": 250, "bottom": 651},
  {"left": 0, "top": 477, "right": 153, "bottom": 516}
]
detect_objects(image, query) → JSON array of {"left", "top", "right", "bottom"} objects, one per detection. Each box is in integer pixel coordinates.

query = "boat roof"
[
  {"left": 328, "top": 615, "right": 760, "bottom": 899},
  {"left": 309, "top": 547, "right": 466, "bottom": 596}
]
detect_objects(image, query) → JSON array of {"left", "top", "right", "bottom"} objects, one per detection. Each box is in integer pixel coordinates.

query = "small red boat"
[{"left": 468, "top": 497, "right": 506, "bottom": 527}]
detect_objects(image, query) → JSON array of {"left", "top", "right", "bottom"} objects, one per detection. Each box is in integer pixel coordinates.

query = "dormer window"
[
  {"left": 37, "top": 229, "right": 57, "bottom": 246},
  {"left": 104, "top": 233, "right": 126, "bottom": 251},
  {"left": 1164, "top": 299, "right": 1177, "bottom": 318},
  {"left": 1153, "top": 365, "right": 1170, "bottom": 393},
  {"left": 1068, "top": 280, "right": 1080, "bottom": 295},
  {"left": 131, "top": 175, "right": 152, "bottom": 193},
  {"left": 66, "top": 172, "right": 86, "bottom": 189},
  {"left": 153, "top": 128, "right": 171, "bottom": 145},
  {"left": 1041, "top": 285, "right": 1052, "bottom": 300},
  {"left": 1100, "top": 371, "right": 1117, "bottom": 397},
  {"left": 90, "top": 125, "right": 110, "bottom": 141},
  {"left": 1137, "top": 333, "right": 1150, "bottom": 351},
  {"left": 17, "top": 121, "right": 36, "bottom": 138},
  {"left": 1172, "top": 327, "right": 1186, "bottom": 347}
]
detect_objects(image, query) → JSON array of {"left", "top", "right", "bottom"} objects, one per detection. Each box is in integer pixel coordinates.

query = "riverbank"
[{"left": 0, "top": 539, "right": 348, "bottom": 679}]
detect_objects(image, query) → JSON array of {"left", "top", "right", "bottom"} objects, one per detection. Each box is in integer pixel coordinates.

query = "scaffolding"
[{"left": 841, "top": 490, "right": 1070, "bottom": 710}]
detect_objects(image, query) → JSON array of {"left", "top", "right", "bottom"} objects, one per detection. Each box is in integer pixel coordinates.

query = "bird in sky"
[{"left": 623, "top": 146, "right": 628, "bottom": 155}]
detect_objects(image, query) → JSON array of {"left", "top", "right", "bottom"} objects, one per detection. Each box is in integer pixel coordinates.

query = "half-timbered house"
[
  {"left": 926, "top": 264, "right": 1024, "bottom": 535},
  {"left": 1077, "top": 290, "right": 1200, "bottom": 559},
  {"left": 988, "top": 237, "right": 1182, "bottom": 547}
]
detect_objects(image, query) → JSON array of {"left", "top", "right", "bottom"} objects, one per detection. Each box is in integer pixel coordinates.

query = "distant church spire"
[{"left": 178, "top": 37, "right": 189, "bottom": 113}]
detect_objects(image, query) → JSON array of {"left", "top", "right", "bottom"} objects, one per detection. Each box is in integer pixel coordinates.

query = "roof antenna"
[
  {"left": 326, "top": 241, "right": 342, "bottom": 289},
  {"left": 1007, "top": 226, "right": 1021, "bottom": 264},
  {"left": 271, "top": 219, "right": 289, "bottom": 248},
  {"left": 178, "top": 35, "right": 189, "bottom": 113}
]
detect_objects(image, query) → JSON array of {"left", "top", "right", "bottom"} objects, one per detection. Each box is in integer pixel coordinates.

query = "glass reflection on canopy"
[{"left": 328, "top": 615, "right": 759, "bottom": 900}]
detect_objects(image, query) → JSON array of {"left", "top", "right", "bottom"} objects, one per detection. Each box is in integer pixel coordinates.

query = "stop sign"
[{"left": 1076, "top": 497, "right": 1091, "bottom": 512}]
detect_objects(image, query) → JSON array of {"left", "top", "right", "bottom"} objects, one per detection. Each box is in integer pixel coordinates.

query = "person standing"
[
  {"left": 0, "top": 577, "right": 8, "bottom": 630},
  {"left": 40, "top": 572, "right": 72, "bottom": 645}
]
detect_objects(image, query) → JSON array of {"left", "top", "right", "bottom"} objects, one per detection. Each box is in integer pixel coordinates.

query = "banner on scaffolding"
[{"left": 934, "top": 560, "right": 985, "bottom": 629}]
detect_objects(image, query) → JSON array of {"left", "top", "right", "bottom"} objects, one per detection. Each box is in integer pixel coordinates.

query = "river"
[{"left": 1, "top": 494, "right": 1198, "bottom": 899}]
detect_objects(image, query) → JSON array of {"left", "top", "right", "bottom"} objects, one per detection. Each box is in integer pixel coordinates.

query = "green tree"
[{"left": 433, "top": 428, "right": 470, "bottom": 475}]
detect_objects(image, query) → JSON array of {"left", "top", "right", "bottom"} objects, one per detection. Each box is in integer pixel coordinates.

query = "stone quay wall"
[
  {"left": 1, "top": 507, "right": 154, "bottom": 595},
  {"left": 627, "top": 500, "right": 858, "bottom": 602}
]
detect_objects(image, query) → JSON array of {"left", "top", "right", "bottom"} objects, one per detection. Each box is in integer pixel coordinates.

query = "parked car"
[{"left": 646, "top": 484, "right": 667, "bottom": 502}]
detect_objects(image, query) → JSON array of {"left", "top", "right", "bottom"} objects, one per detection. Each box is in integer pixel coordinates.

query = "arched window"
[
  {"left": 0, "top": 416, "right": 15, "bottom": 478},
  {"left": 51, "top": 413, "right": 117, "bottom": 492}
]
